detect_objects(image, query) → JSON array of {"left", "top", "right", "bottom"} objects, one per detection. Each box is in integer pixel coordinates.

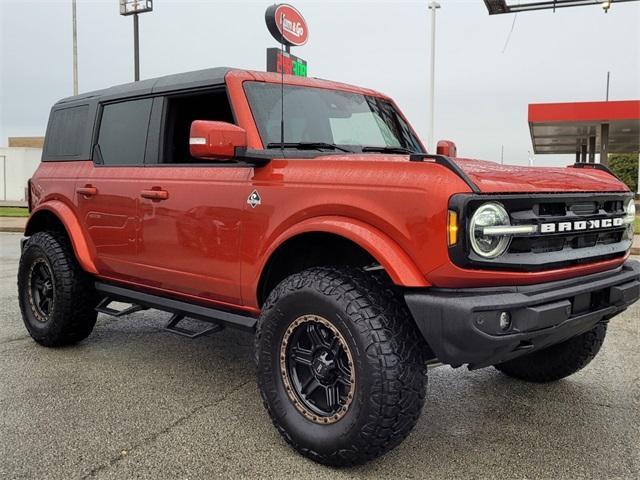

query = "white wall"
[{"left": 0, "top": 147, "right": 41, "bottom": 202}]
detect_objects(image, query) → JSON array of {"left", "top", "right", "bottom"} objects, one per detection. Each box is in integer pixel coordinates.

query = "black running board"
[{"left": 94, "top": 282, "right": 257, "bottom": 332}]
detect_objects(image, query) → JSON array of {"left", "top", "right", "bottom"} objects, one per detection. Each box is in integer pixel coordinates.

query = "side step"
[
  {"left": 94, "top": 282, "right": 257, "bottom": 333},
  {"left": 96, "top": 297, "right": 148, "bottom": 317},
  {"left": 164, "top": 314, "right": 224, "bottom": 339}
]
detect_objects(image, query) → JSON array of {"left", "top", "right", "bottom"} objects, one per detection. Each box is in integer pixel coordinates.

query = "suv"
[{"left": 19, "top": 68, "right": 639, "bottom": 466}]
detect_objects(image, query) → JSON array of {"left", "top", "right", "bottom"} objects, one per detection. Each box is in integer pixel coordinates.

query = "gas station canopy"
[
  {"left": 484, "top": 0, "right": 638, "bottom": 14},
  {"left": 528, "top": 100, "right": 640, "bottom": 163}
]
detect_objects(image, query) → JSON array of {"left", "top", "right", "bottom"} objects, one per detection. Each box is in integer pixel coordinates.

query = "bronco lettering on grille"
[{"left": 540, "top": 217, "right": 624, "bottom": 233}]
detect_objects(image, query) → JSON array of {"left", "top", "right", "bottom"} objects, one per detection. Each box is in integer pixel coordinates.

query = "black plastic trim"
[
  {"left": 405, "top": 260, "right": 640, "bottom": 369},
  {"left": 570, "top": 162, "right": 622, "bottom": 182},
  {"left": 409, "top": 154, "right": 481, "bottom": 193},
  {"left": 94, "top": 282, "right": 257, "bottom": 332}
]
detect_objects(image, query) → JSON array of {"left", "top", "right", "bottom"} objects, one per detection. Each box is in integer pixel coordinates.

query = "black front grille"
[
  {"left": 510, "top": 230, "right": 624, "bottom": 254},
  {"left": 449, "top": 192, "right": 633, "bottom": 272},
  {"left": 508, "top": 196, "right": 627, "bottom": 258},
  {"left": 569, "top": 202, "right": 597, "bottom": 215}
]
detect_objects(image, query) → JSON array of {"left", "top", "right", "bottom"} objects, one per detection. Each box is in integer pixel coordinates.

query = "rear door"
[{"left": 76, "top": 98, "right": 153, "bottom": 280}]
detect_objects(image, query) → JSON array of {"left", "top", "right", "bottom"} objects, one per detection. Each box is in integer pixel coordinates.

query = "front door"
[{"left": 134, "top": 166, "right": 250, "bottom": 306}]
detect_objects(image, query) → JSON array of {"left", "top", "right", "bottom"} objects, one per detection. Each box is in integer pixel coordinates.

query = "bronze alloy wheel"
[
  {"left": 256, "top": 267, "right": 428, "bottom": 465},
  {"left": 279, "top": 315, "right": 355, "bottom": 424},
  {"left": 28, "top": 258, "right": 55, "bottom": 322}
]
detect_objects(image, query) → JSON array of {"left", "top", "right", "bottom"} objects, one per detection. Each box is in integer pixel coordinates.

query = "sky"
[{"left": 0, "top": 0, "right": 639, "bottom": 167}]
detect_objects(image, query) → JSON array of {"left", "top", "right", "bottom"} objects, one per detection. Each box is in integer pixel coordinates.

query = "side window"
[
  {"left": 44, "top": 105, "right": 90, "bottom": 159},
  {"left": 97, "top": 98, "right": 152, "bottom": 165},
  {"left": 161, "top": 89, "right": 234, "bottom": 164}
]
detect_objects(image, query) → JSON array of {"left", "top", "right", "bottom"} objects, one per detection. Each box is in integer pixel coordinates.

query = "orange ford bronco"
[{"left": 19, "top": 68, "right": 639, "bottom": 466}]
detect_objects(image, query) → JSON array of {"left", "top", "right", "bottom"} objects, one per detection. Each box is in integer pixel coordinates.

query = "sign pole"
[
  {"left": 133, "top": 12, "right": 140, "bottom": 81},
  {"left": 72, "top": 0, "right": 78, "bottom": 95}
]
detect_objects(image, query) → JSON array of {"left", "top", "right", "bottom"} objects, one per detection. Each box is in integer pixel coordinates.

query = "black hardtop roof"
[{"left": 56, "top": 67, "right": 233, "bottom": 106}]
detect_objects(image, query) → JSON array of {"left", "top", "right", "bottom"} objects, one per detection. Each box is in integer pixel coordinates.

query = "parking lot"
[{"left": 1, "top": 231, "right": 638, "bottom": 479}]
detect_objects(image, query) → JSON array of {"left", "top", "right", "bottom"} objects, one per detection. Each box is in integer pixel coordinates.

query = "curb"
[{"left": 0, "top": 227, "right": 24, "bottom": 233}]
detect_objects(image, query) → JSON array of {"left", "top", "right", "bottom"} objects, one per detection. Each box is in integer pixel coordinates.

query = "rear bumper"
[{"left": 405, "top": 260, "right": 640, "bottom": 369}]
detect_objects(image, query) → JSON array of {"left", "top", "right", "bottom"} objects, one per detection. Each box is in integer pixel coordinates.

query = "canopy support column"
[
  {"left": 588, "top": 135, "right": 596, "bottom": 163},
  {"left": 600, "top": 123, "right": 609, "bottom": 166}
]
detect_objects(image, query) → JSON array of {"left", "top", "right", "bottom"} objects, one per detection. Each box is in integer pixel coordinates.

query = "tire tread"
[
  {"left": 256, "top": 266, "right": 427, "bottom": 466},
  {"left": 494, "top": 323, "right": 607, "bottom": 383},
  {"left": 18, "top": 230, "right": 98, "bottom": 347}
]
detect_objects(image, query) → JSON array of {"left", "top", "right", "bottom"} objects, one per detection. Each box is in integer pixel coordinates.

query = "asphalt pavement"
[{"left": 1, "top": 232, "right": 638, "bottom": 479}]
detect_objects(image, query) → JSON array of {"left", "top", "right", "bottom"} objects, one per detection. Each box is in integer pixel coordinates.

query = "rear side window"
[
  {"left": 97, "top": 99, "right": 152, "bottom": 165},
  {"left": 45, "top": 105, "right": 90, "bottom": 158}
]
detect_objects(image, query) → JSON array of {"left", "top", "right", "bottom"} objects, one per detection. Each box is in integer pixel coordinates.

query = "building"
[{"left": 0, "top": 137, "right": 44, "bottom": 204}]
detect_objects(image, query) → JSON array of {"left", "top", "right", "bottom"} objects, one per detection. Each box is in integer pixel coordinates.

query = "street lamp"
[
  {"left": 119, "top": 0, "right": 153, "bottom": 81},
  {"left": 72, "top": 0, "right": 78, "bottom": 95},
  {"left": 427, "top": 2, "right": 440, "bottom": 153}
]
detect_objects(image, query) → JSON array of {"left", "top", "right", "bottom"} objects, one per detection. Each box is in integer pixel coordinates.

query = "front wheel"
[
  {"left": 255, "top": 267, "right": 427, "bottom": 466},
  {"left": 494, "top": 323, "right": 607, "bottom": 383}
]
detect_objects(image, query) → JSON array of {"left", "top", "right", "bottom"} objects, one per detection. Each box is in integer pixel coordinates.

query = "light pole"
[
  {"left": 119, "top": 1, "right": 153, "bottom": 82},
  {"left": 72, "top": 0, "right": 78, "bottom": 95},
  {"left": 427, "top": 1, "right": 440, "bottom": 153}
]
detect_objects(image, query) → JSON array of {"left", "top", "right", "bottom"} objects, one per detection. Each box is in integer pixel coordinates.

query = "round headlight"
[
  {"left": 624, "top": 198, "right": 636, "bottom": 240},
  {"left": 469, "top": 202, "right": 511, "bottom": 258},
  {"left": 625, "top": 198, "right": 636, "bottom": 220}
]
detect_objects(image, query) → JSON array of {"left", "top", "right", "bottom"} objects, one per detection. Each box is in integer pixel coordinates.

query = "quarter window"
[
  {"left": 45, "top": 105, "right": 90, "bottom": 158},
  {"left": 97, "top": 99, "right": 152, "bottom": 165}
]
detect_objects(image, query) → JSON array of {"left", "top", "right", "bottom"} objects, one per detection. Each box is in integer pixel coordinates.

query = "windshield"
[{"left": 244, "top": 82, "right": 424, "bottom": 153}]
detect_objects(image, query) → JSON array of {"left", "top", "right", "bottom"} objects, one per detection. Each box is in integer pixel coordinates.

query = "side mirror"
[
  {"left": 189, "top": 121, "right": 247, "bottom": 160},
  {"left": 436, "top": 140, "right": 457, "bottom": 158}
]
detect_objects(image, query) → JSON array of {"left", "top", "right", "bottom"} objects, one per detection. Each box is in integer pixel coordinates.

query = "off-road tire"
[
  {"left": 494, "top": 323, "right": 607, "bottom": 383},
  {"left": 255, "top": 267, "right": 427, "bottom": 467},
  {"left": 18, "top": 231, "right": 99, "bottom": 347}
]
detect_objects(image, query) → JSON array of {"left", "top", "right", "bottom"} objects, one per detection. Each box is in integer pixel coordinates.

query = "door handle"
[
  {"left": 76, "top": 185, "right": 98, "bottom": 197},
  {"left": 140, "top": 189, "right": 169, "bottom": 201}
]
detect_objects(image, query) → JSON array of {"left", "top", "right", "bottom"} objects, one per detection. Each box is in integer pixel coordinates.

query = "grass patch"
[
  {"left": 636, "top": 216, "right": 640, "bottom": 235},
  {"left": 0, "top": 207, "right": 29, "bottom": 217}
]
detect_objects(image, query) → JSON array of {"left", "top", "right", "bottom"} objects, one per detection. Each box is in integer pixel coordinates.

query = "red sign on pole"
[{"left": 265, "top": 4, "right": 309, "bottom": 47}]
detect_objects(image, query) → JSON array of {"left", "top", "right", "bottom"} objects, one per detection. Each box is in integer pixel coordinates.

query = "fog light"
[{"left": 499, "top": 311, "right": 511, "bottom": 331}]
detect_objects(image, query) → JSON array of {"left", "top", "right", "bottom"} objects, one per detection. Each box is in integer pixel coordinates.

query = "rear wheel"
[
  {"left": 494, "top": 323, "right": 607, "bottom": 383},
  {"left": 18, "top": 231, "right": 99, "bottom": 347},
  {"left": 256, "top": 267, "right": 427, "bottom": 466}
]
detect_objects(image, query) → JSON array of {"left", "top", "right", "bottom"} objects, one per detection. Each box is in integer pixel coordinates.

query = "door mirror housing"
[
  {"left": 436, "top": 140, "right": 457, "bottom": 158},
  {"left": 189, "top": 121, "right": 247, "bottom": 160}
]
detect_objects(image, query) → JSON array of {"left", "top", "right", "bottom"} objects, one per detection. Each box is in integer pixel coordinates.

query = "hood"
[{"left": 452, "top": 158, "right": 628, "bottom": 194}]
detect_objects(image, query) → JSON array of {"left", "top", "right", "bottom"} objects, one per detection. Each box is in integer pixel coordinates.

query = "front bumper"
[{"left": 405, "top": 260, "right": 640, "bottom": 369}]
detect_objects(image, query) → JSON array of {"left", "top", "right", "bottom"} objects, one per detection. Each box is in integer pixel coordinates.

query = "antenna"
[{"left": 280, "top": 11, "right": 285, "bottom": 153}]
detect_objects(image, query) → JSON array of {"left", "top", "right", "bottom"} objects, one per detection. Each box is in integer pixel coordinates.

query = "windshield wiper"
[
  {"left": 266, "top": 142, "right": 353, "bottom": 153},
  {"left": 361, "top": 146, "right": 416, "bottom": 154}
]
